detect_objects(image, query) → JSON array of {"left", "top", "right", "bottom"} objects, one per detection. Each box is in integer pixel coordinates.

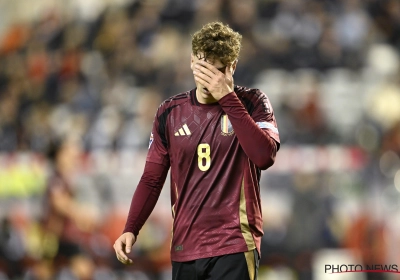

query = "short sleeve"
[
  {"left": 251, "top": 90, "right": 280, "bottom": 146},
  {"left": 146, "top": 106, "right": 170, "bottom": 167}
]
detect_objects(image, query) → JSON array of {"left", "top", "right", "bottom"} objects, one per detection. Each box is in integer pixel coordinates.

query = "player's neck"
[{"left": 196, "top": 88, "right": 218, "bottom": 105}]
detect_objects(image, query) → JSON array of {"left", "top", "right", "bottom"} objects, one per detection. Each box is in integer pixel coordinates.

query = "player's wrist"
[
  {"left": 122, "top": 228, "right": 138, "bottom": 237},
  {"left": 217, "top": 91, "right": 235, "bottom": 103},
  {"left": 213, "top": 91, "right": 229, "bottom": 100}
]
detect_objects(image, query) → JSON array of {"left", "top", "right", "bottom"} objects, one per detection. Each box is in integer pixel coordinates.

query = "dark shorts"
[{"left": 172, "top": 250, "right": 259, "bottom": 280}]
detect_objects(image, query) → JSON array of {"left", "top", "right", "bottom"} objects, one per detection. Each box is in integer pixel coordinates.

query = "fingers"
[
  {"left": 193, "top": 61, "right": 224, "bottom": 84},
  {"left": 117, "top": 254, "right": 133, "bottom": 265},
  {"left": 113, "top": 240, "right": 128, "bottom": 262},
  {"left": 125, "top": 236, "right": 133, "bottom": 253},
  {"left": 194, "top": 60, "right": 233, "bottom": 99},
  {"left": 196, "top": 60, "right": 218, "bottom": 75},
  {"left": 194, "top": 62, "right": 216, "bottom": 78},
  {"left": 193, "top": 71, "right": 211, "bottom": 87},
  {"left": 113, "top": 237, "right": 133, "bottom": 265}
]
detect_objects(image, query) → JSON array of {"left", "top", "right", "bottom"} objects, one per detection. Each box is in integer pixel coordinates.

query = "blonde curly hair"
[{"left": 192, "top": 22, "right": 242, "bottom": 66}]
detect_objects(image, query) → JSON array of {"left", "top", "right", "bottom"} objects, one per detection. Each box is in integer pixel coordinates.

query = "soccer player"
[{"left": 114, "top": 22, "right": 280, "bottom": 280}]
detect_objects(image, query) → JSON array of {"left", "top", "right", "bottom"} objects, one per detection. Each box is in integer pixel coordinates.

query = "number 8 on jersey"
[{"left": 197, "top": 143, "right": 211, "bottom": 171}]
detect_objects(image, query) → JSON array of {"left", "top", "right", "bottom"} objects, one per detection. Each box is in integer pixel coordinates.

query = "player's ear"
[{"left": 231, "top": 60, "right": 238, "bottom": 75}]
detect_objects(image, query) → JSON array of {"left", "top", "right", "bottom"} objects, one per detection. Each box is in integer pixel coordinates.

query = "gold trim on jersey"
[
  {"left": 170, "top": 183, "right": 179, "bottom": 249},
  {"left": 175, "top": 183, "right": 179, "bottom": 201},
  {"left": 171, "top": 204, "right": 176, "bottom": 219},
  {"left": 239, "top": 177, "right": 256, "bottom": 251},
  {"left": 170, "top": 204, "right": 175, "bottom": 250},
  {"left": 244, "top": 250, "right": 256, "bottom": 280}
]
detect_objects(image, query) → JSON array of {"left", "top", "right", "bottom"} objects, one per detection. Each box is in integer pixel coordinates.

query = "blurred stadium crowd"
[{"left": 1, "top": 0, "right": 400, "bottom": 279}]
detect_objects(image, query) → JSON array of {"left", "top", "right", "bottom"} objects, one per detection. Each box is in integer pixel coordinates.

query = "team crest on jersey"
[
  {"left": 220, "top": 115, "right": 234, "bottom": 136},
  {"left": 148, "top": 132, "right": 154, "bottom": 149}
]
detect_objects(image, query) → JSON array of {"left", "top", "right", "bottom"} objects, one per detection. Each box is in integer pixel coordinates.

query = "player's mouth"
[{"left": 203, "top": 87, "right": 211, "bottom": 94}]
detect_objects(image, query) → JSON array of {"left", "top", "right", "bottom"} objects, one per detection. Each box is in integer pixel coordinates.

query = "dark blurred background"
[{"left": 0, "top": 0, "right": 400, "bottom": 279}]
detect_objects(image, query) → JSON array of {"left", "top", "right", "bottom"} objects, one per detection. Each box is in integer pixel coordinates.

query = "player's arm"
[
  {"left": 123, "top": 161, "right": 169, "bottom": 236},
  {"left": 114, "top": 161, "right": 169, "bottom": 264},
  {"left": 193, "top": 61, "right": 279, "bottom": 170},
  {"left": 114, "top": 103, "right": 171, "bottom": 264},
  {"left": 219, "top": 92, "right": 279, "bottom": 170}
]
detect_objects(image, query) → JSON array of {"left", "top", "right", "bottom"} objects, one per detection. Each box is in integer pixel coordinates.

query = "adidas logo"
[{"left": 174, "top": 124, "right": 191, "bottom": 136}]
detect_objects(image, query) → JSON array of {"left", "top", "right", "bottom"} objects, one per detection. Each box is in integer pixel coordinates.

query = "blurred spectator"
[{"left": 40, "top": 138, "right": 98, "bottom": 279}]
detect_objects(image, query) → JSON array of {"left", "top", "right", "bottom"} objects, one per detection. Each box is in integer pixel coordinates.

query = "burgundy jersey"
[{"left": 147, "top": 86, "right": 280, "bottom": 262}]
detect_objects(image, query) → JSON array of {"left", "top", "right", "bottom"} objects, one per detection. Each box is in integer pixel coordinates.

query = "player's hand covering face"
[{"left": 193, "top": 58, "right": 235, "bottom": 101}]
